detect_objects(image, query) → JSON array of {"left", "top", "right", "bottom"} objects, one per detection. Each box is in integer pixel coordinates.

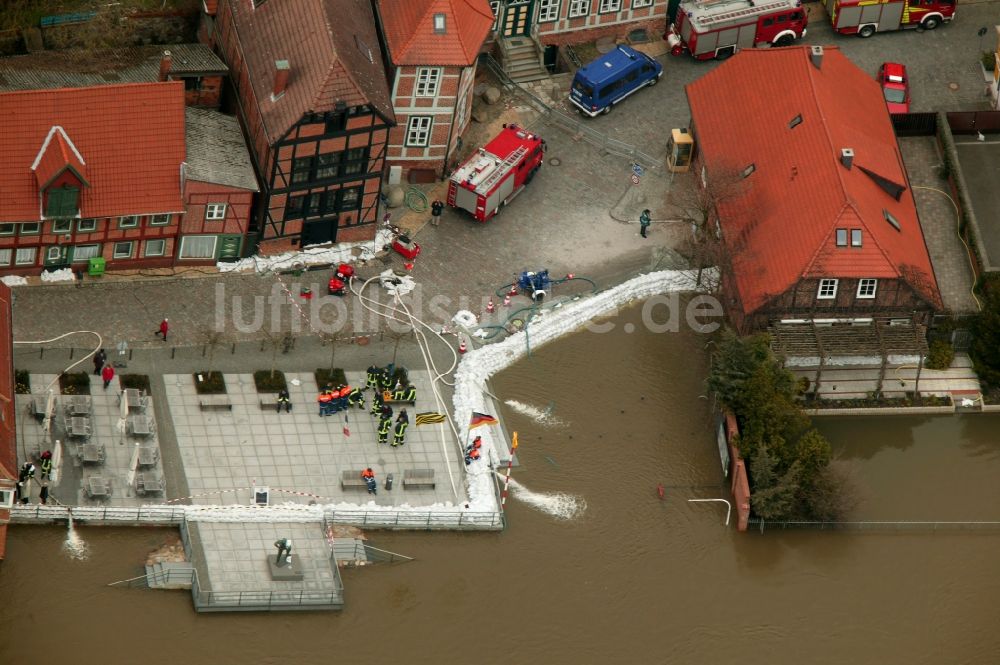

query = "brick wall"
[
  {"left": 183, "top": 74, "right": 223, "bottom": 109},
  {"left": 539, "top": 16, "right": 666, "bottom": 46},
  {"left": 182, "top": 179, "right": 254, "bottom": 236}
]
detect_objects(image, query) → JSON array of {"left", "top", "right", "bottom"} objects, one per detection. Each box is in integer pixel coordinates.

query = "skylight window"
[
  {"left": 741, "top": 163, "right": 755, "bottom": 178},
  {"left": 883, "top": 209, "right": 901, "bottom": 232},
  {"left": 789, "top": 114, "right": 802, "bottom": 129},
  {"left": 434, "top": 13, "right": 446, "bottom": 33},
  {"left": 355, "top": 35, "right": 373, "bottom": 64}
]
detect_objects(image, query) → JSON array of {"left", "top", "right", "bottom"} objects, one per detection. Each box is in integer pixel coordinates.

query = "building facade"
[
  {"left": 0, "top": 283, "right": 13, "bottom": 560},
  {"left": 686, "top": 46, "right": 942, "bottom": 335},
  {"left": 489, "top": 0, "right": 668, "bottom": 45},
  {"left": 209, "top": 0, "right": 395, "bottom": 254},
  {"left": 375, "top": 0, "right": 494, "bottom": 178}
]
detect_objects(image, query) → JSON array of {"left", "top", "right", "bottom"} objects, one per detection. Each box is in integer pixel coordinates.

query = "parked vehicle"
[
  {"left": 447, "top": 124, "right": 545, "bottom": 223},
  {"left": 667, "top": 0, "right": 808, "bottom": 61},
  {"left": 569, "top": 45, "right": 662, "bottom": 117},
  {"left": 877, "top": 62, "right": 910, "bottom": 113},
  {"left": 823, "top": 0, "right": 954, "bottom": 37}
]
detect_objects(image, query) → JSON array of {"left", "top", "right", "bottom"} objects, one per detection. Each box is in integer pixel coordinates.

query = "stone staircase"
[
  {"left": 501, "top": 37, "right": 548, "bottom": 84},
  {"left": 145, "top": 561, "right": 195, "bottom": 589}
]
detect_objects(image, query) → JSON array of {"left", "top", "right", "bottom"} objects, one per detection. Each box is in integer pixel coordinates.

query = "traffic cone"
[
  {"left": 404, "top": 262, "right": 414, "bottom": 271},
  {"left": 458, "top": 339, "right": 467, "bottom": 354},
  {"left": 486, "top": 298, "right": 495, "bottom": 314},
  {"left": 503, "top": 294, "right": 511, "bottom": 307},
  {"left": 566, "top": 273, "right": 575, "bottom": 280}
]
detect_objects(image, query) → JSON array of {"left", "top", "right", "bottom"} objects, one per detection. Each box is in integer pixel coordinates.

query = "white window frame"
[
  {"left": 817, "top": 278, "right": 838, "bottom": 299},
  {"left": 857, "top": 278, "right": 877, "bottom": 299},
  {"left": 632, "top": 0, "right": 654, "bottom": 7},
  {"left": 0, "top": 224, "right": 14, "bottom": 236},
  {"left": 51, "top": 219, "right": 72, "bottom": 234},
  {"left": 414, "top": 68, "right": 442, "bottom": 97},
  {"left": 599, "top": 0, "right": 622, "bottom": 12},
  {"left": 539, "top": 0, "right": 561, "bottom": 21},
  {"left": 569, "top": 0, "right": 590, "bottom": 17},
  {"left": 0, "top": 249, "right": 12, "bottom": 265},
  {"left": 405, "top": 116, "right": 433, "bottom": 147},
  {"left": 20, "top": 223, "right": 40, "bottom": 235},
  {"left": 144, "top": 239, "right": 166, "bottom": 257},
  {"left": 72, "top": 244, "right": 101, "bottom": 262},
  {"left": 46, "top": 246, "right": 63, "bottom": 262},
  {"left": 205, "top": 203, "right": 227, "bottom": 221},
  {"left": 179, "top": 235, "right": 218, "bottom": 260},
  {"left": 77, "top": 219, "right": 97, "bottom": 233},
  {"left": 0, "top": 488, "right": 12, "bottom": 509},
  {"left": 15, "top": 247, "right": 36, "bottom": 266},
  {"left": 149, "top": 214, "right": 170, "bottom": 226},
  {"left": 113, "top": 241, "right": 134, "bottom": 259},
  {"left": 490, "top": 1, "right": 500, "bottom": 30},
  {"left": 118, "top": 215, "right": 139, "bottom": 229}
]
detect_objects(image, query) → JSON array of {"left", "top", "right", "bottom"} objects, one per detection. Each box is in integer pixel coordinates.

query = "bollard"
[{"left": 385, "top": 473, "right": 394, "bottom": 491}]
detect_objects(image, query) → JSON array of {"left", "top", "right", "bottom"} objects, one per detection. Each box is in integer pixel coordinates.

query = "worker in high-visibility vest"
[
  {"left": 317, "top": 385, "right": 335, "bottom": 416},
  {"left": 392, "top": 419, "right": 408, "bottom": 447},
  {"left": 348, "top": 386, "right": 365, "bottom": 410},
  {"left": 377, "top": 416, "right": 391, "bottom": 445}
]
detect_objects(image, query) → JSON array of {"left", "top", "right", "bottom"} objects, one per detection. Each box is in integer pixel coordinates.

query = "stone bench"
[
  {"left": 403, "top": 468, "right": 435, "bottom": 490},
  {"left": 341, "top": 470, "right": 370, "bottom": 491},
  {"left": 258, "top": 396, "right": 285, "bottom": 411},
  {"left": 198, "top": 395, "right": 232, "bottom": 411},
  {"left": 384, "top": 398, "right": 416, "bottom": 406}
]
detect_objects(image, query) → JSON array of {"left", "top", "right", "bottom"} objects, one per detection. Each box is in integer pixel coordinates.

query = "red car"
[{"left": 877, "top": 62, "right": 910, "bottom": 114}]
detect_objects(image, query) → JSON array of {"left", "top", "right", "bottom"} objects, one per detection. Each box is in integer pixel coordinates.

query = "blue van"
[{"left": 569, "top": 45, "right": 662, "bottom": 117}]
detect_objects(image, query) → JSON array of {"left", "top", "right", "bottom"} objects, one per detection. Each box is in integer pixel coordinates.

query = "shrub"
[
  {"left": 59, "top": 371, "right": 91, "bottom": 395},
  {"left": 254, "top": 370, "right": 287, "bottom": 393},
  {"left": 982, "top": 51, "right": 996, "bottom": 72},
  {"left": 120, "top": 374, "right": 151, "bottom": 394},
  {"left": 193, "top": 371, "right": 226, "bottom": 394},
  {"left": 14, "top": 369, "right": 29, "bottom": 394},
  {"left": 314, "top": 368, "right": 347, "bottom": 390},
  {"left": 925, "top": 339, "right": 954, "bottom": 370}
]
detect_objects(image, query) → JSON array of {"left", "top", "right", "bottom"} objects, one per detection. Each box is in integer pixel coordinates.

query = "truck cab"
[{"left": 569, "top": 45, "right": 663, "bottom": 117}]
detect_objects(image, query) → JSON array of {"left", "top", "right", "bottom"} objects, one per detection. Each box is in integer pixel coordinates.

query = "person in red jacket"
[
  {"left": 101, "top": 364, "right": 115, "bottom": 389},
  {"left": 155, "top": 318, "right": 169, "bottom": 341}
]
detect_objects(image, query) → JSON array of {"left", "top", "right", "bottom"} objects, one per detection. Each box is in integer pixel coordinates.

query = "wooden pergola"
[{"left": 769, "top": 319, "right": 929, "bottom": 396}]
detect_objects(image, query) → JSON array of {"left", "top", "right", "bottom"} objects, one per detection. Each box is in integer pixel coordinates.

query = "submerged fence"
[{"left": 749, "top": 519, "right": 1000, "bottom": 534}]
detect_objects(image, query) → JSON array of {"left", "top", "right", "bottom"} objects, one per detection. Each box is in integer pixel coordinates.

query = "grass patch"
[
  {"left": 59, "top": 371, "right": 91, "bottom": 395},
  {"left": 193, "top": 371, "right": 226, "bottom": 395},
  {"left": 254, "top": 370, "right": 287, "bottom": 393},
  {"left": 120, "top": 374, "right": 151, "bottom": 394},
  {"left": 14, "top": 369, "right": 30, "bottom": 394},
  {"left": 314, "top": 368, "right": 347, "bottom": 390}
]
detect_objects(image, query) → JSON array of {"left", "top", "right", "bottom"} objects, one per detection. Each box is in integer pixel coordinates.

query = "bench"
[
  {"left": 384, "top": 398, "right": 416, "bottom": 406},
  {"left": 341, "top": 470, "right": 369, "bottom": 491},
  {"left": 403, "top": 468, "right": 435, "bottom": 490},
  {"left": 259, "top": 396, "right": 291, "bottom": 411},
  {"left": 199, "top": 395, "right": 232, "bottom": 411}
]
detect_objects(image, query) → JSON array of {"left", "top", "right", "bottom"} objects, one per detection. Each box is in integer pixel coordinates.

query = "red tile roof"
[
  {"left": 33, "top": 127, "right": 88, "bottom": 190},
  {"left": 686, "top": 47, "right": 941, "bottom": 314},
  {"left": 379, "top": 0, "right": 494, "bottom": 66},
  {"left": 0, "top": 82, "right": 185, "bottom": 222},
  {"left": 224, "top": 0, "right": 394, "bottom": 144}
]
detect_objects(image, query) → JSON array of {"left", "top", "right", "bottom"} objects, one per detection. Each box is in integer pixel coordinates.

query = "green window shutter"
[{"left": 46, "top": 187, "right": 79, "bottom": 218}]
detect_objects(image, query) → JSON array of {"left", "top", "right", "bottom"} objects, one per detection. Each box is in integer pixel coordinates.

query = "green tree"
[{"left": 970, "top": 286, "right": 1000, "bottom": 390}]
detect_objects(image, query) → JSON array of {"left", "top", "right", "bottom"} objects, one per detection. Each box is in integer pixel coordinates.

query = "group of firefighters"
[
  {"left": 15, "top": 450, "right": 54, "bottom": 505},
  {"left": 310, "top": 364, "right": 418, "bottom": 448}
]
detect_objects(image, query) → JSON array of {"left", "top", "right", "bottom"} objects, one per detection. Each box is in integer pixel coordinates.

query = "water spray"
[
  {"left": 504, "top": 399, "right": 565, "bottom": 428},
  {"left": 63, "top": 508, "right": 89, "bottom": 560}
]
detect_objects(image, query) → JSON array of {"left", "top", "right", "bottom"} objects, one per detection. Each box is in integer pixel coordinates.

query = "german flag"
[
  {"left": 469, "top": 412, "right": 498, "bottom": 429},
  {"left": 415, "top": 412, "right": 446, "bottom": 426}
]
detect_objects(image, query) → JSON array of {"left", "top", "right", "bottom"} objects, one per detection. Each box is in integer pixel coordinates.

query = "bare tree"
[
  {"left": 319, "top": 332, "right": 338, "bottom": 373},
  {"left": 43, "top": 5, "right": 133, "bottom": 51},
  {"left": 387, "top": 326, "right": 413, "bottom": 366},
  {"left": 199, "top": 327, "right": 224, "bottom": 376}
]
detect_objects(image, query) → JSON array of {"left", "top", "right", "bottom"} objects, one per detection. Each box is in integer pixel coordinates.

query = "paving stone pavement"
[{"left": 898, "top": 136, "right": 980, "bottom": 314}]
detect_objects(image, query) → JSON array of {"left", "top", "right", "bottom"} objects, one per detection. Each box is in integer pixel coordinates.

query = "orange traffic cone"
[
  {"left": 404, "top": 262, "right": 414, "bottom": 271},
  {"left": 503, "top": 294, "right": 511, "bottom": 307},
  {"left": 486, "top": 298, "right": 495, "bottom": 314},
  {"left": 458, "top": 339, "right": 467, "bottom": 354}
]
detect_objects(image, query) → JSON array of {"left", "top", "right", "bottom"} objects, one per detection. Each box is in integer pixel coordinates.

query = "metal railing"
[
  {"left": 749, "top": 518, "right": 1000, "bottom": 534},
  {"left": 12, "top": 504, "right": 186, "bottom": 525},
  {"left": 323, "top": 508, "right": 503, "bottom": 530},
  {"left": 479, "top": 53, "right": 662, "bottom": 172}
]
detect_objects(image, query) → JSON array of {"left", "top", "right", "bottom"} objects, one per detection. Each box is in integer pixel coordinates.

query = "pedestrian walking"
[
  {"left": 430, "top": 199, "right": 444, "bottom": 227},
  {"left": 93, "top": 348, "right": 107, "bottom": 375},
  {"left": 639, "top": 209, "right": 651, "bottom": 238},
  {"left": 101, "top": 364, "right": 115, "bottom": 389},
  {"left": 155, "top": 318, "right": 169, "bottom": 341}
]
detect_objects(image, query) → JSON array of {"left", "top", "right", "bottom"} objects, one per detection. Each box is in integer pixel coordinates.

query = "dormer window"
[
  {"left": 433, "top": 13, "right": 446, "bottom": 33},
  {"left": 46, "top": 186, "right": 79, "bottom": 218}
]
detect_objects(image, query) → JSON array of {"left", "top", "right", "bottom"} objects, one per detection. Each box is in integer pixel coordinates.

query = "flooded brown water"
[{"left": 3, "top": 304, "right": 1000, "bottom": 664}]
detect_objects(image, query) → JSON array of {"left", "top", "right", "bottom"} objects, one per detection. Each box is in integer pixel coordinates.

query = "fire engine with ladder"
[
  {"left": 823, "top": 0, "right": 954, "bottom": 37},
  {"left": 668, "top": 0, "right": 808, "bottom": 61},
  {"left": 447, "top": 124, "right": 545, "bottom": 223}
]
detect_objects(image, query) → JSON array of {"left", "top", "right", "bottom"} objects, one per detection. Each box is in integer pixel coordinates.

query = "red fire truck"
[
  {"left": 667, "top": 0, "right": 808, "bottom": 61},
  {"left": 824, "top": 0, "right": 954, "bottom": 37},
  {"left": 447, "top": 124, "right": 545, "bottom": 223}
]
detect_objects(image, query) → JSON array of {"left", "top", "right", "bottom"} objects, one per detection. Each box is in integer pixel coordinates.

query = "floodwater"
[{"left": 3, "top": 304, "right": 1000, "bottom": 664}]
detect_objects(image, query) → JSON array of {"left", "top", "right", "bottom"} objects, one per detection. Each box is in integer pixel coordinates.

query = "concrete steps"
[
  {"left": 331, "top": 538, "right": 370, "bottom": 566},
  {"left": 145, "top": 561, "right": 194, "bottom": 589},
  {"left": 501, "top": 38, "right": 548, "bottom": 84}
]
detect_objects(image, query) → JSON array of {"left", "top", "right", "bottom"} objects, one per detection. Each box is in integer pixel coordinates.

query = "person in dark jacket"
[
  {"left": 276, "top": 388, "right": 291, "bottom": 413},
  {"left": 430, "top": 199, "right": 444, "bottom": 227},
  {"left": 39, "top": 450, "right": 53, "bottom": 480},
  {"left": 377, "top": 416, "right": 391, "bottom": 445},
  {"left": 93, "top": 348, "right": 107, "bottom": 375}
]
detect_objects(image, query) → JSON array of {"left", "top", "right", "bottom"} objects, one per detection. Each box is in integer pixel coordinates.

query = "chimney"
[
  {"left": 272, "top": 60, "right": 290, "bottom": 99},
  {"left": 840, "top": 148, "right": 854, "bottom": 170},
  {"left": 810, "top": 45, "right": 823, "bottom": 70},
  {"left": 159, "top": 50, "right": 172, "bottom": 81}
]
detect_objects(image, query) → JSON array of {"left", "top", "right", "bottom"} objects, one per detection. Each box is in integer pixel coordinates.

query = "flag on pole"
[
  {"left": 415, "top": 412, "right": 446, "bottom": 426},
  {"left": 469, "top": 412, "right": 498, "bottom": 429}
]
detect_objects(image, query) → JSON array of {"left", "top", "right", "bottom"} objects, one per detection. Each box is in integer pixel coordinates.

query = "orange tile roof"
[
  {"left": 379, "top": 0, "right": 494, "bottom": 66},
  {"left": 0, "top": 82, "right": 186, "bottom": 222},
  {"left": 686, "top": 47, "right": 941, "bottom": 314},
  {"left": 224, "top": 0, "right": 394, "bottom": 145},
  {"left": 33, "top": 127, "right": 88, "bottom": 190}
]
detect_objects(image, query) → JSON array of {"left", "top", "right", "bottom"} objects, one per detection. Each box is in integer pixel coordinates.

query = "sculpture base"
[{"left": 267, "top": 554, "right": 304, "bottom": 581}]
